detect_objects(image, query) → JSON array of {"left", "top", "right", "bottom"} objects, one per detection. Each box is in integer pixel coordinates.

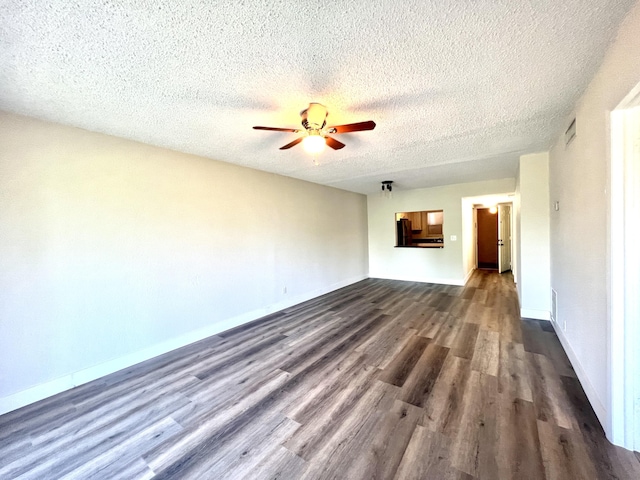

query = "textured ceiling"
[{"left": 0, "top": 1, "right": 635, "bottom": 194}]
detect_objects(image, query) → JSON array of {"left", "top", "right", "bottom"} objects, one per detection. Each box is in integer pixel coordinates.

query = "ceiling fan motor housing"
[{"left": 301, "top": 103, "right": 328, "bottom": 131}]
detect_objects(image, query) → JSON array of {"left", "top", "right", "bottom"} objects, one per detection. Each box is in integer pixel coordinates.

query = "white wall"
[
  {"left": 0, "top": 112, "right": 369, "bottom": 414},
  {"left": 516, "top": 152, "right": 551, "bottom": 320},
  {"left": 461, "top": 198, "right": 476, "bottom": 277},
  {"left": 367, "top": 178, "right": 515, "bottom": 285},
  {"left": 548, "top": 0, "right": 640, "bottom": 441}
]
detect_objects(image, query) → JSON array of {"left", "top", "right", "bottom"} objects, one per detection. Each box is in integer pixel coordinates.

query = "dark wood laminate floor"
[{"left": 1, "top": 271, "right": 639, "bottom": 479}]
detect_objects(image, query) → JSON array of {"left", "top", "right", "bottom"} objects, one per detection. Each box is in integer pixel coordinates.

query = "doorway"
[
  {"left": 476, "top": 203, "right": 512, "bottom": 273},
  {"left": 610, "top": 84, "right": 640, "bottom": 450},
  {"left": 477, "top": 208, "right": 498, "bottom": 269}
]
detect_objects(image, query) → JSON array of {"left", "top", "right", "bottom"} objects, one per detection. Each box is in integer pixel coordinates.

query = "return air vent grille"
[
  {"left": 565, "top": 118, "right": 576, "bottom": 145},
  {"left": 551, "top": 288, "right": 558, "bottom": 323}
]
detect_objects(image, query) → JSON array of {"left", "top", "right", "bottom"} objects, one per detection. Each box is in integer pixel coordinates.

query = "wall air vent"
[
  {"left": 551, "top": 288, "right": 558, "bottom": 324},
  {"left": 565, "top": 118, "right": 576, "bottom": 145}
]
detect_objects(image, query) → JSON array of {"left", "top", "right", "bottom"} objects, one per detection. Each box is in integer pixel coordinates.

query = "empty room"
[{"left": 1, "top": 1, "right": 640, "bottom": 478}]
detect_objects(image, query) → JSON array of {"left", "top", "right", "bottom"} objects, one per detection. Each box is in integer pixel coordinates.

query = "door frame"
[
  {"left": 609, "top": 83, "right": 640, "bottom": 450},
  {"left": 498, "top": 204, "right": 512, "bottom": 273}
]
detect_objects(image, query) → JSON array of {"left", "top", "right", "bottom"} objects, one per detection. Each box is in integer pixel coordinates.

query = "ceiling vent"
[{"left": 565, "top": 118, "right": 576, "bottom": 145}]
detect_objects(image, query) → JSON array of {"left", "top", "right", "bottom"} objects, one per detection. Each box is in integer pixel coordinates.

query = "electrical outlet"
[
  {"left": 283, "top": 286, "right": 287, "bottom": 294},
  {"left": 450, "top": 235, "right": 457, "bottom": 241}
]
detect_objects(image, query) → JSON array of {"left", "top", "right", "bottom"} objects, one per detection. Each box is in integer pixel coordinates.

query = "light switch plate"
[{"left": 450, "top": 235, "right": 457, "bottom": 241}]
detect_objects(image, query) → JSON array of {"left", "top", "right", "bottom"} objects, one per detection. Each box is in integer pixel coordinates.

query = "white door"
[{"left": 498, "top": 204, "right": 511, "bottom": 273}]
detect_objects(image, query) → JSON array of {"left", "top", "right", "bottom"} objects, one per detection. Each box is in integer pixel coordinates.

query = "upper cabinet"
[
  {"left": 427, "top": 211, "right": 443, "bottom": 225},
  {"left": 409, "top": 212, "right": 422, "bottom": 231},
  {"left": 396, "top": 211, "right": 422, "bottom": 231},
  {"left": 427, "top": 211, "right": 443, "bottom": 235}
]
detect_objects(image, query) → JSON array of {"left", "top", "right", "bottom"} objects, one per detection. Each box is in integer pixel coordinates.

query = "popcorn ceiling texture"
[{"left": 0, "top": 0, "right": 635, "bottom": 194}]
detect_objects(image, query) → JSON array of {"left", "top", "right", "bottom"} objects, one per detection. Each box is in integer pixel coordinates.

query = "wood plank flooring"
[{"left": 1, "top": 270, "right": 639, "bottom": 479}]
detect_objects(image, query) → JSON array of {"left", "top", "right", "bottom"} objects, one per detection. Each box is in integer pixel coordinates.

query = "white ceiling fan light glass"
[{"left": 303, "top": 132, "right": 326, "bottom": 153}]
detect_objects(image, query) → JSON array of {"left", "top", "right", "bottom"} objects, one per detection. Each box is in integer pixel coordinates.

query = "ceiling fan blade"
[
  {"left": 325, "top": 136, "right": 346, "bottom": 150},
  {"left": 279, "top": 137, "right": 303, "bottom": 150},
  {"left": 327, "top": 120, "right": 376, "bottom": 134},
  {"left": 253, "top": 126, "right": 300, "bottom": 133}
]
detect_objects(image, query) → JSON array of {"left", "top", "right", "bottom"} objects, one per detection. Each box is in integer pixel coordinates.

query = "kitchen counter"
[{"left": 396, "top": 244, "right": 444, "bottom": 248}]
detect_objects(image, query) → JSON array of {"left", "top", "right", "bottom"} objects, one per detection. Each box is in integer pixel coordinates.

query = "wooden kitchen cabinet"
[
  {"left": 409, "top": 212, "right": 422, "bottom": 231},
  {"left": 427, "top": 211, "right": 443, "bottom": 234},
  {"left": 427, "top": 211, "right": 443, "bottom": 225}
]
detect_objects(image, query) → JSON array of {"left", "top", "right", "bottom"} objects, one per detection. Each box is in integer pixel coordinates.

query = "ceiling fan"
[{"left": 253, "top": 103, "right": 376, "bottom": 152}]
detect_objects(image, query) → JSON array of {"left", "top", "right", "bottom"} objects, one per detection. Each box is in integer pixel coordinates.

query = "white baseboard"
[
  {"left": 551, "top": 321, "right": 607, "bottom": 428},
  {"left": 463, "top": 267, "right": 475, "bottom": 285},
  {"left": 374, "top": 266, "right": 488, "bottom": 287},
  {"left": 520, "top": 308, "right": 550, "bottom": 320},
  {"left": 0, "top": 274, "right": 367, "bottom": 416},
  {"left": 369, "top": 274, "right": 466, "bottom": 286}
]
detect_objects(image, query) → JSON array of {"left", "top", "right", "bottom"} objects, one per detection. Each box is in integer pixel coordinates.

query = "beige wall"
[
  {"left": 548, "top": 0, "right": 640, "bottom": 437},
  {"left": 0, "top": 112, "right": 369, "bottom": 413},
  {"left": 516, "top": 152, "right": 551, "bottom": 320}
]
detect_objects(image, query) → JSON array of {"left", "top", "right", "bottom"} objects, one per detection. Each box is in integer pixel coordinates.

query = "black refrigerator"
[{"left": 396, "top": 218, "right": 412, "bottom": 246}]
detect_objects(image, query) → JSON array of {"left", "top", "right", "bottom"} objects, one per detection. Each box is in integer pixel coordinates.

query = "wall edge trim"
[
  {"left": 520, "top": 308, "right": 550, "bottom": 320},
  {"left": 368, "top": 274, "right": 465, "bottom": 286},
  {"left": 552, "top": 321, "right": 608, "bottom": 431}
]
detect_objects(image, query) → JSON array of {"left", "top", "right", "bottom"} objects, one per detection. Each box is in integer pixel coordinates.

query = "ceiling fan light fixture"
[
  {"left": 381, "top": 180, "right": 393, "bottom": 198},
  {"left": 303, "top": 132, "right": 325, "bottom": 153},
  {"left": 301, "top": 103, "right": 328, "bottom": 130},
  {"left": 253, "top": 103, "right": 375, "bottom": 152}
]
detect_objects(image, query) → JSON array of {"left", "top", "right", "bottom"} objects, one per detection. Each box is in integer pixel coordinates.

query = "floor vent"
[{"left": 551, "top": 288, "right": 558, "bottom": 323}]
